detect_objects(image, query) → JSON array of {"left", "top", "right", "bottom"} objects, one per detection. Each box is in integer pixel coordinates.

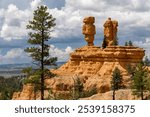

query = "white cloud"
[
  {"left": 134, "top": 38, "right": 150, "bottom": 48},
  {"left": 49, "top": 45, "right": 73, "bottom": 62},
  {"left": 134, "top": 38, "right": 150, "bottom": 58},
  {"left": 30, "top": 0, "right": 41, "bottom": 10},
  {"left": 0, "top": 48, "right": 30, "bottom": 64},
  {"left": 0, "top": 23, "right": 27, "bottom": 41},
  {"left": 1, "top": 0, "right": 150, "bottom": 41},
  {"left": 49, "top": 7, "right": 82, "bottom": 38},
  {"left": 0, "top": 0, "right": 150, "bottom": 40},
  {"left": 47, "top": 0, "right": 150, "bottom": 42},
  {"left": 0, "top": 9, "right": 4, "bottom": 17},
  {"left": 3, "top": 48, "right": 24, "bottom": 59},
  {"left": 0, "top": 0, "right": 42, "bottom": 40},
  {"left": 0, "top": 45, "right": 73, "bottom": 64}
]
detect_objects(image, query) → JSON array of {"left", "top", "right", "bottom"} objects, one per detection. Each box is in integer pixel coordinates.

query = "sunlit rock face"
[
  {"left": 52, "top": 45, "right": 144, "bottom": 93},
  {"left": 82, "top": 16, "right": 96, "bottom": 46}
]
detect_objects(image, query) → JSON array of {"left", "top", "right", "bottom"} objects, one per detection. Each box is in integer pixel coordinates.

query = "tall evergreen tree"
[
  {"left": 128, "top": 40, "right": 133, "bottom": 46},
  {"left": 72, "top": 76, "right": 83, "bottom": 100},
  {"left": 102, "top": 36, "right": 107, "bottom": 48},
  {"left": 126, "top": 64, "right": 136, "bottom": 77},
  {"left": 112, "top": 36, "right": 118, "bottom": 45},
  {"left": 111, "top": 67, "right": 123, "bottom": 100},
  {"left": 25, "top": 5, "right": 57, "bottom": 100},
  {"left": 144, "top": 56, "right": 150, "bottom": 66},
  {"left": 131, "top": 62, "right": 149, "bottom": 100},
  {"left": 145, "top": 76, "right": 150, "bottom": 99},
  {"left": 125, "top": 41, "right": 128, "bottom": 46}
]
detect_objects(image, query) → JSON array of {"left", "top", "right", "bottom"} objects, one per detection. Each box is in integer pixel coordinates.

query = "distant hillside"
[
  {"left": 0, "top": 62, "right": 66, "bottom": 78},
  {"left": 0, "top": 76, "right": 22, "bottom": 100}
]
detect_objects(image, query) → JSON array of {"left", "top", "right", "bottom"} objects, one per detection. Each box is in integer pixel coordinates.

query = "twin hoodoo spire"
[{"left": 82, "top": 17, "right": 118, "bottom": 47}]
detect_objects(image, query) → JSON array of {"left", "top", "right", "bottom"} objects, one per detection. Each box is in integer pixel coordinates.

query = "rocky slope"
[{"left": 81, "top": 89, "right": 148, "bottom": 100}]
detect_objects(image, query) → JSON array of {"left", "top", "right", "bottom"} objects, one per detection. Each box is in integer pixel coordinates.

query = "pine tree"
[
  {"left": 128, "top": 40, "right": 133, "bottom": 46},
  {"left": 72, "top": 76, "right": 83, "bottom": 100},
  {"left": 25, "top": 5, "right": 57, "bottom": 100},
  {"left": 22, "top": 67, "right": 33, "bottom": 78},
  {"left": 125, "top": 41, "right": 128, "bottom": 46},
  {"left": 111, "top": 67, "right": 123, "bottom": 100},
  {"left": 145, "top": 76, "right": 150, "bottom": 99},
  {"left": 112, "top": 36, "right": 118, "bottom": 45},
  {"left": 126, "top": 64, "right": 136, "bottom": 77},
  {"left": 102, "top": 36, "right": 107, "bottom": 48},
  {"left": 131, "top": 62, "right": 149, "bottom": 100},
  {"left": 144, "top": 56, "right": 150, "bottom": 66}
]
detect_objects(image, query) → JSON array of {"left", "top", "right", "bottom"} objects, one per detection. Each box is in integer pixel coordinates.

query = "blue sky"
[{"left": 0, "top": 0, "right": 150, "bottom": 64}]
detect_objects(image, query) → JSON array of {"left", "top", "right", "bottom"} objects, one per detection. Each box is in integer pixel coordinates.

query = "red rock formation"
[
  {"left": 53, "top": 46, "right": 145, "bottom": 93},
  {"left": 82, "top": 17, "right": 96, "bottom": 46},
  {"left": 103, "top": 18, "right": 118, "bottom": 46}
]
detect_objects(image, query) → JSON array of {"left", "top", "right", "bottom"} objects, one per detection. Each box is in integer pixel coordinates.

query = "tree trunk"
[
  {"left": 41, "top": 29, "right": 44, "bottom": 100},
  {"left": 140, "top": 78, "right": 144, "bottom": 100},
  {"left": 34, "top": 85, "right": 37, "bottom": 100},
  {"left": 41, "top": 72, "right": 44, "bottom": 100},
  {"left": 141, "top": 88, "right": 144, "bottom": 100},
  {"left": 113, "top": 89, "right": 115, "bottom": 100}
]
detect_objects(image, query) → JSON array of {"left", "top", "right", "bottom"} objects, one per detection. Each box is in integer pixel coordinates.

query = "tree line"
[{"left": 0, "top": 76, "right": 22, "bottom": 100}]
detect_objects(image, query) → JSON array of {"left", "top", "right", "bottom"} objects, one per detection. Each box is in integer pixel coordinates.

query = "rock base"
[{"left": 12, "top": 46, "right": 145, "bottom": 100}]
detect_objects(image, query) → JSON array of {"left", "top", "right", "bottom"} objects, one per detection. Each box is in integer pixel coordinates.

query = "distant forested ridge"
[{"left": 0, "top": 76, "right": 22, "bottom": 100}]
